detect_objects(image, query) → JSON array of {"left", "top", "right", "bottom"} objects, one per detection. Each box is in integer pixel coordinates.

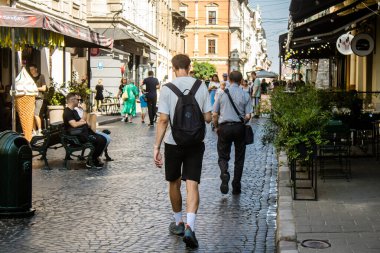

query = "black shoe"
[
  {"left": 183, "top": 225, "right": 199, "bottom": 249},
  {"left": 220, "top": 172, "right": 230, "bottom": 194},
  {"left": 86, "top": 161, "right": 102, "bottom": 169},
  {"left": 253, "top": 115, "right": 259, "bottom": 118},
  {"left": 104, "top": 156, "right": 114, "bottom": 161}
]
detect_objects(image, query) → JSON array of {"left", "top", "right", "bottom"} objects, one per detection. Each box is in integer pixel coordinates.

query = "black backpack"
[{"left": 165, "top": 79, "right": 206, "bottom": 146}]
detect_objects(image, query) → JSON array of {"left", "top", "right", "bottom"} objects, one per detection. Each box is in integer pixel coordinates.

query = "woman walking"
[
  {"left": 121, "top": 80, "right": 139, "bottom": 123},
  {"left": 208, "top": 74, "right": 220, "bottom": 106},
  {"left": 117, "top": 78, "right": 127, "bottom": 121},
  {"left": 95, "top": 79, "right": 104, "bottom": 112}
]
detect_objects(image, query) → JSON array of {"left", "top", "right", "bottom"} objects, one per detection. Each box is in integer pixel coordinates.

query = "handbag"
[
  {"left": 68, "top": 125, "right": 89, "bottom": 143},
  {"left": 122, "top": 90, "right": 129, "bottom": 101},
  {"left": 224, "top": 89, "right": 254, "bottom": 145}
]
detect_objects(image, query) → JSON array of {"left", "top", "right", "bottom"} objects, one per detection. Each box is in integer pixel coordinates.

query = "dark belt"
[{"left": 219, "top": 122, "right": 242, "bottom": 126}]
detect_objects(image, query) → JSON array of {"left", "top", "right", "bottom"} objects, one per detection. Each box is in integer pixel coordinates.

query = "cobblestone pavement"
[{"left": 0, "top": 118, "right": 278, "bottom": 253}]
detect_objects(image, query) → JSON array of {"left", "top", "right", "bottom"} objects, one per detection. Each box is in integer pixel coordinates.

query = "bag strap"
[
  {"left": 189, "top": 79, "right": 202, "bottom": 95},
  {"left": 165, "top": 83, "right": 183, "bottom": 97},
  {"left": 165, "top": 79, "right": 202, "bottom": 97},
  {"left": 224, "top": 89, "right": 245, "bottom": 123}
]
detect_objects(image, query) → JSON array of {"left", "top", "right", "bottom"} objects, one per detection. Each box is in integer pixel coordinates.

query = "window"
[
  {"left": 180, "top": 11, "right": 186, "bottom": 17},
  {"left": 208, "top": 39, "right": 216, "bottom": 54},
  {"left": 208, "top": 11, "right": 216, "bottom": 25}
]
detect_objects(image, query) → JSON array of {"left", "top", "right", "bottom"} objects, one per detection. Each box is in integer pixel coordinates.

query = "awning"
[
  {"left": 289, "top": 0, "right": 345, "bottom": 23},
  {"left": 280, "top": 2, "right": 379, "bottom": 59},
  {"left": 95, "top": 28, "right": 146, "bottom": 45},
  {"left": 0, "top": 6, "right": 113, "bottom": 48}
]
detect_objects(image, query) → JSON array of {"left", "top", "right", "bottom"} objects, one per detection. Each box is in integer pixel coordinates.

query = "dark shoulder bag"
[
  {"left": 68, "top": 125, "right": 89, "bottom": 143},
  {"left": 224, "top": 89, "right": 254, "bottom": 145}
]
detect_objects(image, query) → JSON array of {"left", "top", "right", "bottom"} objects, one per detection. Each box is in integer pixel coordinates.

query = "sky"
[{"left": 249, "top": 0, "right": 291, "bottom": 72}]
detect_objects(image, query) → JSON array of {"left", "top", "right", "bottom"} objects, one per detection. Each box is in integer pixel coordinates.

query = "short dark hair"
[
  {"left": 29, "top": 64, "right": 37, "bottom": 69},
  {"left": 251, "top": 71, "right": 256, "bottom": 76},
  {"left": 148, "top": 70, "right": 154, "bottom": 76},
  {"left": 171, "top": 54, "right": 191, "bottom": 70},
  {"left": 66, "top": 92, "right": 77, "bottom": 102},
  {"left": 229, "top": 71, "right": 243, "bottom": 83}
]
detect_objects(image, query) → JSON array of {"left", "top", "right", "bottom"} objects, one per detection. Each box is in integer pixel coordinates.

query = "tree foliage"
[{"left": 192, "top": 61, "right": 217, "bottom": 80}]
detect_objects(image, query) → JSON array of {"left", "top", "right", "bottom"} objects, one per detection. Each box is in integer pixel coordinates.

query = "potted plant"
[
  {"left": 45, "top": 80, "right": 66, "bottom": 124},
  {"left": 262, "top": 85, "right": 331, "bottom": 161}
]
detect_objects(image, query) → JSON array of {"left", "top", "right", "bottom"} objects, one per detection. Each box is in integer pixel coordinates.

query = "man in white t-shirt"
[{"left": 154, "top": 54, "right": 212, "bottom": 249}]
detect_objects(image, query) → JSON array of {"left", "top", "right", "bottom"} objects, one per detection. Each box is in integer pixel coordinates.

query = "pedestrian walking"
[
  {"left": 95, "top": 79, "right": 104, "bottom": 112},
  {"left": 139, "top": 93, "right": 148, "bottom": 124},
  {"left": 143, "top": 70, "right": 160, "bottom": 126},
  {"left": 208, "top": 73, "right": 220, "bottom": 106},
  {"left": 221, "top": 73, "right": 230, "bottom": 88},
  {"left": 153, "top": 54, "right": 212, "bottom": 249},
  {"left": 250, "top": 71, "right": 261, "bottom": 118},
  {"left": 29, "top": 64, "right": 46, "bottom": 136},
  {"left": 121, "top": 80, "right": 139, "bottom": 123},
  {"left": 117, "top": 78, "right": 127, "bottom": 121},
  {"left": 213, "top": 71, "right": 252, "bottom": 195}
]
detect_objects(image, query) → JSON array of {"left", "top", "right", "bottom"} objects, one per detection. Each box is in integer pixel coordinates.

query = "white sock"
[
  {"left": 187, "top": 213, "right": 196, "bottom": 231},
  {"left": 174, "top": 212, "right": 183, "bottom": 225}
]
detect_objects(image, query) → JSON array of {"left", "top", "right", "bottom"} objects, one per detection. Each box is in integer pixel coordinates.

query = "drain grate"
[{"left": 301, "top": 239, "right": 331, "bottom": 249}]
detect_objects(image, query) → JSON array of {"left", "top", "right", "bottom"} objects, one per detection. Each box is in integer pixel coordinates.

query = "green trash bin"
[{"left": 0, "top": 131, "right": 35, "bottom": 218}]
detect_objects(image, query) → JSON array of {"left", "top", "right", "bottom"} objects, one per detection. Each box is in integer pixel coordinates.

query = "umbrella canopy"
[
  {"left": 0, "top": 6, "right": 113, "bottom": 49},
  {"left": 256, "top": 70, "right": 278, "bottom": 78}
]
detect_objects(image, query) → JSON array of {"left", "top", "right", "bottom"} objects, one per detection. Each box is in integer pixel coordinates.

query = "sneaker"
[
  {"left": 169, "top": 222, "right": 185, "bottom": 236},
  {"left": 183, "top": 225, "right": 198, "bottom": 249},
  {"left": 220, "top": 172, "right": 230, "bottom": 194},
  {"left": 121, "top": 118, "right": 125, "bottom": 122}
]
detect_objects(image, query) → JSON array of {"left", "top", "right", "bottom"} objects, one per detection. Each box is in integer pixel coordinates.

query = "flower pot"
[{"left": 47, "top": 105, "right": 64, "bottom": 124}]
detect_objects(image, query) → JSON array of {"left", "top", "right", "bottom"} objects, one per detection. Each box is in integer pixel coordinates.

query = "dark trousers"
[
  {"left": 217, "top": 123, "right": 246, "bottom": 185},
  {"left": 92, "top": 133, "right": 107, "bottom": 160},
  {"left": 147, "top": 97, "right": 157, "bottom": 124}
]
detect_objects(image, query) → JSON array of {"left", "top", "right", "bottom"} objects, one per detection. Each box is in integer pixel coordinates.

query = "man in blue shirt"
[{"left": 213, "top": 71, "right": 252, "bottom": 195}]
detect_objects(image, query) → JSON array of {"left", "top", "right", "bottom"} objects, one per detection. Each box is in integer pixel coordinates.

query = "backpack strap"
[
  {"left": 164, "top": 83, "right": 183, "bottom": 97},
  {"left": 189, "top": 79, "right": 202, "bottom": 95}
]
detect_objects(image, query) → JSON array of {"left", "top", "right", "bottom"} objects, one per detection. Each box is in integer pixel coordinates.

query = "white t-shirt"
[{"left": 158, "top": 76, "right": 212, "bottom": 145}]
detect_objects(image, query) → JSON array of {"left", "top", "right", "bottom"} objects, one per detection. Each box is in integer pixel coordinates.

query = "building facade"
[{"left": 181, "top": 0, "right": 270, "bottom": 80}]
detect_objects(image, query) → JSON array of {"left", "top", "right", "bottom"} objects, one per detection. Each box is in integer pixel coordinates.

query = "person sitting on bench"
[
  {"left": 63, "top": 92, "right": 107, "bottom": 168},
  {"left": 74, "top": 93, "right": 113, "bottom": 161}
]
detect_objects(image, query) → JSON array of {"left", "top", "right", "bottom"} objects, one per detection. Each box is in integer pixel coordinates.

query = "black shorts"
[{"left": 164, "top": 142, "right": 205, "bottom": 183}]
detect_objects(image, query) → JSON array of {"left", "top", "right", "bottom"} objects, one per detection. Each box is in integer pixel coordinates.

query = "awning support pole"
[{"left": 11, "top": 28, "right": 16, "bottom": 131}]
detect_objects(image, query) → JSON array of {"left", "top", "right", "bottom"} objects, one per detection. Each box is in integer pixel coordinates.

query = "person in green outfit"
[{"left": 121, "top": 80, "right": 139, "bottom": 123}]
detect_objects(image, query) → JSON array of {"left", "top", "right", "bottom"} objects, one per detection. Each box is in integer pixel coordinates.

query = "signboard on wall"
[
  {"left": 336, "top": 33, "right": 354, "bottom": 55},
  {"left": 351, "top": 33, "right": 374, "bottom": 57}
]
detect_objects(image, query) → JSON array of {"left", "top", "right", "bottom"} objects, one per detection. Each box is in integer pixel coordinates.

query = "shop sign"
[
  {"left": 336, "top": 33, "right": 354, "bottom": 55},
  {"left": 351, "top": 33, "right": 374, "bottom": 57}
]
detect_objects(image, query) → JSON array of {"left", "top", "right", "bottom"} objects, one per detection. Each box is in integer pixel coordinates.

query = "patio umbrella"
[
  {"left": 256, "top": 70, "right": 279, "bottom": 78},
  {"left": 0, "top": 6, "right": 113, "bottom": 131}
]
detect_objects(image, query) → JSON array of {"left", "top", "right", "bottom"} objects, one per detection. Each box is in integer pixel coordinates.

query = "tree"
[{"left": 192, "top": 61, "right": 217, "bottom": 80}]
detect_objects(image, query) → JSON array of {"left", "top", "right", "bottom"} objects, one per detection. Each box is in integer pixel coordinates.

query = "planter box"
[{"left": 47, "top": 105, "right": 64, "bottom": 124}]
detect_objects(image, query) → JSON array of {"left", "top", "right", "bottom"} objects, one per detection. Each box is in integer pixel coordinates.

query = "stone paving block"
[
  {"left": 278, "top": 240, "right": 298, "bottom": 251},
  {"left": 0, "top": 119, "right": 278, "bottom": 252}
]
